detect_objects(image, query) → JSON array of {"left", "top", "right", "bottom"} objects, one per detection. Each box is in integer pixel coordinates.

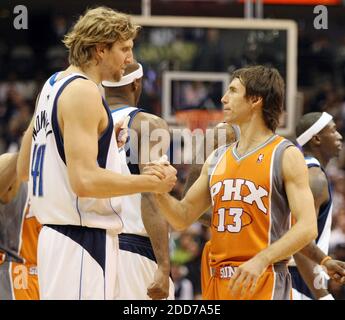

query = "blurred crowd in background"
[{"left": 1, "top": 3, "right": 345, "bottom": 300}]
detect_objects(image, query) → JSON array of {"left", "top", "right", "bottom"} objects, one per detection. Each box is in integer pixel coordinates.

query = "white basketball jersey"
[
  {"left": 29, "top": 72, "right": 123, "bottom": 232},
  {"left": 111, "top": 106, "right": 147, "bottom": 236}
]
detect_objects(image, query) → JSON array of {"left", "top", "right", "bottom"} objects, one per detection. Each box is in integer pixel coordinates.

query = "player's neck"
[
  {"left": 106, "top": 96, "right": 135, "bottom": 110},
  {"left": 66, "top": 65, "right": 101, "bottom": 84},
  {"left": 304, "top": 149, "right": 328, "bottom": 168},
  {"left": 236, "top": 119, "right": 274, "bottom": 156}
]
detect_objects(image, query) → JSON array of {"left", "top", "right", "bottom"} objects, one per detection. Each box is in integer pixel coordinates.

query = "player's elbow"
[
  {"left": 70, "top": 175, "right": 92, "bottom": 197},
  {"left": 304, "top": 221, "right": 318, "bottom": 244},
  {"left": 310, "top": 223, "right": 318, "bottom": 241},
  {"left": 172, "top": 216, "right": 195, "bottom": 232},
  {"left": 172, "top": 222, "right": 189, "bottom": 232},
  {"left": 17, "top": 163, "right": 29, "bottom": 182}
]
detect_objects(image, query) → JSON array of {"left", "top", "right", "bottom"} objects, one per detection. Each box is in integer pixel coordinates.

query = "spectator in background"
[
  {"left": 193, "top": 29, "right": 225, "bottom": 72},
  {"left": 171, "top": 263, "right": 194, "bottom": 300},
  {"left": 330, "top": 212, "right": 345, "bottom": 252}
]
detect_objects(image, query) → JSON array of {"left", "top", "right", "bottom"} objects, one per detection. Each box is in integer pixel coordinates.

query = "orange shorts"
[
  {"left": 11, "top": 262, "right": 39, "bottom": 300},
  {"left": 201, "top": 241, "right": 211, "bottom": 297},
  {"left": 202, "top": 263, "right": 291, "bottom": 300}
]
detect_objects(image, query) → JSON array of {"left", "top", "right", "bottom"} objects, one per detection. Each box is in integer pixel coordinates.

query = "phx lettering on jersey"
[{"left": 210, "top": 179, "right": 269, "bottom": 214}]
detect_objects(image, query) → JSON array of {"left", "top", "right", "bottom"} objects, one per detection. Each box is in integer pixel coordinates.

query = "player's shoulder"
[
  {"left": 133, "top": 112, "right": 168, "bottom": 131},
  {"left": 59, "top": 78, "right": 102, "bottom": 111},
  {"left": 281, "top": 143, "right": 303, "bottom": 161},
  {"left": 281, "top": 144, "right": 314, "bottom": 183},
  {"left": 62, "top": 77, "right": 100, "bottom": 97},
  {"left": 308, "top": 165, "right": 328, "bottom": 187},
  {"left": 205, "top": 143, "right": 233, "bottom": 169}
]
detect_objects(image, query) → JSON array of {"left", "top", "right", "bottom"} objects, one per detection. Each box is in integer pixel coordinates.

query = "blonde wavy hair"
[{"left": 63, "top": 7, "right": 140, "bottom": 67}]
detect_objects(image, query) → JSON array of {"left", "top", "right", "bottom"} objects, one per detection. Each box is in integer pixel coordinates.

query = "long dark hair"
[{"left": 231, "top": 65, "right": 285, "bottom": 132}]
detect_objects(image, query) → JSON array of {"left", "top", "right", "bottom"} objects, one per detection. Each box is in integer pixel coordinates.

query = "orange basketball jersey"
[
  {"left": 208, "top": 135, "right": 293, "bottom": 268},
  {"left": 0, "top": 184, "right": 41, "bottom": 300}
]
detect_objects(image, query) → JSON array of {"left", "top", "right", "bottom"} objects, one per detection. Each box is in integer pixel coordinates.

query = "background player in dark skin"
[
  {"left": 104, "top": 62, "right": 172, "bottom": 299},
  {"left": 293, "top": 112, "right": 345, "bottom": 299}
]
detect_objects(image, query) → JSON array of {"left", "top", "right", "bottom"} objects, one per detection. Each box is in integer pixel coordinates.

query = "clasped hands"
[{"left": 143, "top": 155, "right": 177, "bottom": 193}]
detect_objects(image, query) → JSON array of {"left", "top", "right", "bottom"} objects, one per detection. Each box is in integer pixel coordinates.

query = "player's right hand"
[
  {"left": 143, "top": 160, "right": 177, "bottom": 193},
  {"left": 323, "top": 258, "right": 345, "bottom": 284},
  {"left": 154, "top": 164, "right": 177, "bottom": 193},
  {"left": 114, "top": 115, "right": 130, "bottom": 148},
  {"left": 147, "top": 267, "right": 170, "bottom": 300}
]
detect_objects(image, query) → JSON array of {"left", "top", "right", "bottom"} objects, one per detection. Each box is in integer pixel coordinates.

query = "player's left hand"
[
  {"left": 114, "top": 115, "right": 130, "bottom": 148},
  {"left": 228, "top": 254, "right": 269, "bottom": 297},
  {"left": 147, "top": 267, "right": 170, "bottom": 300},
  {"left": 323, "top": 259, "right": 345, "bottom": 284}
]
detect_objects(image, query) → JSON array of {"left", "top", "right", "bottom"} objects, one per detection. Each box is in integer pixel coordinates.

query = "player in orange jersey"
[
  {"left": 182, "top": 122, "right": 239, "bottom": 297},
  {"left": 0, "top": 152, "right": 41, "bottom": 300},
  {"left": 151, "top": 65, "right": 318, "bottom": 299}
]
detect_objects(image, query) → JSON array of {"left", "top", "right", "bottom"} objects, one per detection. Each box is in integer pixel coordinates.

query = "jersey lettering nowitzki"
[
  {"left": 209, "top": 135, "right": 294, "bottom": 266},
  {"left": 29, "top": 72, "right": 123, "bottom": 232}
]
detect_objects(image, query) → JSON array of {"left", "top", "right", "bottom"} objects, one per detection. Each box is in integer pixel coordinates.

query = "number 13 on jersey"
[
  {"left": 31, "top": 144, "right": 46, "bottom": 197},
  {"left": 216, "top": 208, "right": 243, "bottom": 233}
]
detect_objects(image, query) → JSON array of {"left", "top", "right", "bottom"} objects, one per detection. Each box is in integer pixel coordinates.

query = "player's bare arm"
[
  {"left": 297, "top": 167, "right": 345, "bottom": 287},
  {"left": 183, "top": 124, "right": 237, "bottom": 227},
  {"left": 0, "top": 152, "right": 18, "bottom": 199},
  {"left": 154, "top": 152, "right": 214, "bottom": 231},
  {"left": 17, "top": 91, "right": 41, "bottom": 182},
  {"left": 59, "top": 79, "right": 175, "bottom": 198},
  {"left": 229, "top": 146, "right": 317, "bottom": 296},
  {"left": 134, "top": 113, "right": 172, "bottom": 299},
  {"left": 17, "top": 121, "right": 33, "bottom": 182}
]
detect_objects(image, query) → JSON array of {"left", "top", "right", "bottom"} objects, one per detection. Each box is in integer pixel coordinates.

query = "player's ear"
[
  {"left": 94, "top": 43, "right": 107, "bottom": 62},
  {"left": 250, "top": 95, "right": 263, "bottom": 110},
  {"left": 132, "top": 78, "right": 140, "bottom": 91},
  {"left": 312, "top": 134, "right": 322, "bottom": 146}
]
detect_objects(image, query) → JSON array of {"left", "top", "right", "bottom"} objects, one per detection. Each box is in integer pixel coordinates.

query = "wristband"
[{"left": 320, "top": 256, "right": 332, "bottom": 266}]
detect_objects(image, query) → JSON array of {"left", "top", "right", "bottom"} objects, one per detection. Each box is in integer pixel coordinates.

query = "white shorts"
[
  {"left": 38, "top": 225, "right": 119, "bottom": 300},
  {"left": 292, "top": 288, "right": 312, "bottom": 300},
  {"left": 117, "top": 233, "right": 175, "bottom": 300}
]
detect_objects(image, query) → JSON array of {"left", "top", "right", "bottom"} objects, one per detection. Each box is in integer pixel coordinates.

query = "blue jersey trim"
[
  {"left": 46, "top": 224, "right": 107, "bottom": 273},
  {"left": 110, "top": 105, "right": 132, "bottom": 113},
  {"left": 289, "top": 266, "right": 315, "bottom": 299},
  {"left": 119, "top": 233, "right": 156, "bottom": 263},
  {"left": 51, "top": 77, "right": 113, "bottom": 168},
  {"left": 51, "top": 75, "right": 87, "bottom": 164},
  {"left": 306, "top": 158, "right": 332, "bottom": 245},
  {"left": 49, "top": 72, "right": 59, "bottom": 86}
]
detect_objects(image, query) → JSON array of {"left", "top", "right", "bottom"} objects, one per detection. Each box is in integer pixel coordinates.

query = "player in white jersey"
[
  {"left": 289, "top": 112, "right": 345, "bottom": 300},
  {"left": 16, "top": 7, "right": 176, "bottom": 300},
  {"left": 102, "top": 62, "right": 174, "bottom": 299}
]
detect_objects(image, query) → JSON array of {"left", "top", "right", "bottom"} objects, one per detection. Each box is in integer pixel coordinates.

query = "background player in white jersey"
[
  {"left": 16, "top": 7, "right": 176, "bottom": 300},
  {"left": 102, "top": 61, "right": 174, "bottom": 300},
  {"left": 289, "top": 112, "right": 345, "bottom": 300}
]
